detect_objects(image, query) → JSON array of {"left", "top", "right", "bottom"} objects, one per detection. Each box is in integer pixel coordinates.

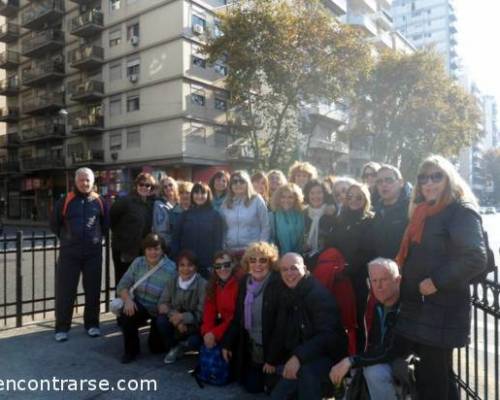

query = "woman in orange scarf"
[{"left": 393, "top": 155, "right": 487, "bottom": 400}]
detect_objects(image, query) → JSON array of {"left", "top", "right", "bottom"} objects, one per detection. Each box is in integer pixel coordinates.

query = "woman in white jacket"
[{"left": 220, "top": 171, "right": 270, "bottom": 257}]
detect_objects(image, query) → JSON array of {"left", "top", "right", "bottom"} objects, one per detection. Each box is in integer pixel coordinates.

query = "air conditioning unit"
[
  {"left": 193, "top": 24, "right": 204, "bottom": 35},
  {"left": 130, "top": 35, "right": 139, "bottom": 46},
  {"left": 128, "top": 74, "right": 138, "bottom": 83}
]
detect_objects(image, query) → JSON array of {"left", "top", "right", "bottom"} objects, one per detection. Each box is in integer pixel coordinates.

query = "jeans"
[
  {"left": 363, "top": 364, "right": 398, "bottom": 400},
  {"left": 156, "top": 316, "right": 202, "bottom": 351}
]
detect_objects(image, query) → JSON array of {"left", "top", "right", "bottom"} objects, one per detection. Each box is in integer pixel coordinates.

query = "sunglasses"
[
  {"left": 347, "top": 194, "right": 364, "bottom": 201},
  {"left": 376, "top": 176, "right": 397, "bottom": 185},
  {"left": 213, "top": 261, "right": 232, "bottom": 270},
  {"left": 249, "top": 257, "right": 269, "bottom": 264},
  {"left": 417, "top": 171, "right": 444, "bottom": 185},
  {"left": 231, "top": 178, "right": 246, "bottom": 185},
  {"left": 138, "top": 182, "right": 152, "bottom": 189}
]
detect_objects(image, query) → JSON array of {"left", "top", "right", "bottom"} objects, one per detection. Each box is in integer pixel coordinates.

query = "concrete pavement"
[{"left": 0, "top": 313, "right": 264, "bottom": 400}]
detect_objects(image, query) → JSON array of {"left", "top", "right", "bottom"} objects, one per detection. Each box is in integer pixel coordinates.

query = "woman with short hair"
[
  {"left": 153, "top": 176, "right": 182, "bottom": 249},
  {"left": 288, "top": 161, "right": 318, "bottom": 190},
  {"left": 267, "top": 170, "right": 288, "bottom": 198},
  {"left": 178, "top": 181, "right": 194, "bottom": 211}
]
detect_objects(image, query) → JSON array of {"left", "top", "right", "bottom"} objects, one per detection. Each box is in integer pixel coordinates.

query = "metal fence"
[{"left": 0, "top": 233, "right": 497, "bottom": 399}]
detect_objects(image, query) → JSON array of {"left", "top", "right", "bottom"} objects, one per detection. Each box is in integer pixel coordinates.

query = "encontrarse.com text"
[{"left": 0, "top": 378, "right": 158, "bottom": 392}]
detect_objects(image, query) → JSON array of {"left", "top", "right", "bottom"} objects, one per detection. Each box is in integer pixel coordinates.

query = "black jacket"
[
  {"left": 268, "top": 275, "right": 348, "bottom": 366},
  {"left": 395, "top": 201, "right": 487, "bottom": 348}
]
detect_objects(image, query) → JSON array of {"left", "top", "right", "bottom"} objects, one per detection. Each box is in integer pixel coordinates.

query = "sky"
[{"left": 456, "top": 0, "right": 500, "bottom": 103}]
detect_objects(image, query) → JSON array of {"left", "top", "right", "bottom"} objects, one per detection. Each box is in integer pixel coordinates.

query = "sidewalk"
[{"left": 0, "top": 313, "right": 264, "bottom": 400}]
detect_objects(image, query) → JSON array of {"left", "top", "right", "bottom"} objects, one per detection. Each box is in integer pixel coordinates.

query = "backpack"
[{"left": 192, "top": 344, "right": 230, "bottom": 387}]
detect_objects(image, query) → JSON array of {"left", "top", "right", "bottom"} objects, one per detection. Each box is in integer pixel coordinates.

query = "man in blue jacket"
[{"left": 50, "top": 167, "right": 108, "bottom": 342}]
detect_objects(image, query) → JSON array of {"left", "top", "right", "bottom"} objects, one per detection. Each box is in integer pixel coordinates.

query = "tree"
[
  {"left": 204, "top": 0, "right": 372, "bottom": 170},
  {"left": 349, "top": 50, "right": 482, "bottom": 180},
  {"left": 483, "top": 149, "right": 500, "bottom": 203}
]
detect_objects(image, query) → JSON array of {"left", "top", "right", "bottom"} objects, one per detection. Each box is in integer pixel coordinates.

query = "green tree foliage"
[
  {"left": 349, "top": 50, "right": 482, "bottom": 180},
  {"left": 204, "top": 0, "right": 372, "bottom": 170},
  {"left": 484, "top": 148, "right": 500, "bottom": 202}
]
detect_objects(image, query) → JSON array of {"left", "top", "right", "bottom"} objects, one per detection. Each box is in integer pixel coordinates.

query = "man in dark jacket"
[
  {"left": 50, "top": 167, "right": 108, "bottom": 342},
  {"left": 368, "top": 165, "right": 410, "bottom": 259},
  {"left": 330, "top": 258, "right": 401, "bottom": 400},
  {"left": 267, "top": 253, "right": 347, "bottom": 400}
]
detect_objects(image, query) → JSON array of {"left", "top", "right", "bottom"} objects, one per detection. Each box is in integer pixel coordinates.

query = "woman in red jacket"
[{"left": 201, "top": 251, "right": 240, "bottom": 349}]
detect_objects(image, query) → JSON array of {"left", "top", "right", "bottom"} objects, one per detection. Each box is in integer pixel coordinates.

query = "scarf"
[
  {"left": 178, "top": 273, "right": 197, "bottom": 290},
  {"left": 274, "top": 210, "right": 305, "bottom": 254},
  {"left": 306, "top": 204, "right": 327, "bottom": 253},
  {"left": 395, "top": 201, "right": 448, "bottom": 268},
  {"left": 244, "top": 275, "right": 267, "bottom": 331}
]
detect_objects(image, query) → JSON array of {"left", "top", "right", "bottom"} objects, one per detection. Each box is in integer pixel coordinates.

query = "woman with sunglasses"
[
  {"left": 153, "top": 176, "right": 182, "bottom": 249},
  {"left": 393, "top": 155, "right": 487, "bottom": 400},
  {"left": 110, "top": 172, "right": 157, "bottom": 285},
  {"left": 221, "top": 242, "right": 281, "bottom": 394},
  {"left": 360, "top": 161, "right": 381, "bottom": 206},
  {"left": 171, "top": 182, "right": 223, "bottom": 278},
  {"left": 220, "top": 171, "right": 270, "bottom": 256},
  {"left": 209, "top": 170, "right": 231, "bottom": 211}
]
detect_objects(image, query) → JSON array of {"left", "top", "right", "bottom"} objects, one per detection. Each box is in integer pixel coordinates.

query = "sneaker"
[
  {"left": 87, "top": 327, "right": 101, "bottom": 337},
  {"left": 164, "top": 345, "right": 184, "bottom": 364},
  {"left": 54, "top": 332, "right": 68, "bottom": 342}
]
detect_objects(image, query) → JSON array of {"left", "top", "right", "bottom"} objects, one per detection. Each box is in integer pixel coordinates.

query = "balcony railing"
[
  {"left": 0, "top": 107, "right": 19, "bottom": 122},
  {"left": 0, "top": 133, "right": 20, "bottom": 148},
  {"left": 0, "top": 160, "right": 19, "bottom": 174},
  {"left": 69, "top": 79, "right": 104, "bottom": 102},
  {"left": 21, "top": 29, "right": 64, "bottom": 58},
  {"left": 346, "top": 14, "right": 378, "bottom": 36},
  {"left": 21, "top": 0, "right": 64, "bottom": 31},
  {"left": 21, "top": 156, "right": 65, "bottom": 171},
  {"left": 0, "top": 50, "right": 20, "bottom": 69},
  {"left": 0, "top": 0, "right": 19, "bottom": 18},
  {"left": 23, "top": 93, "right": 64, "bottom": 115},
  {"left": 0, "top": 23, "right": 20, "bottom": 43},
  {"left": 68, "top": 45, "right": 104, "bottom": 70},
  {"left": 70, "top": 10, "right": 104, "bottom": 37},
  {"left": 0, "top": 77, "right": 19, "bottom": 95},
  {"left": 22, "top": 60, "right": 65, "bottom": 86},
  {"left": 71, "top": 109, "right": 104, "bottom": 134},
  {"left": 70, "top": 149, "right": 104, "bottom": 164},
  {"left": 21, "top": 119, "right": 65, "bottom": 143}
]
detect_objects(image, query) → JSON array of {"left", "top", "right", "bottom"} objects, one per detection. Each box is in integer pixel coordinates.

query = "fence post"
[
  {"left": 104, "top": 231, "right": 110, "bottom": 312},
  {"left": 15, "top": 231, "right": 23, "bottom": 328}
]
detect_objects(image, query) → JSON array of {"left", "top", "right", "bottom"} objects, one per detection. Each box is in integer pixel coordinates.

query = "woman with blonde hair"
[
  {"left": 221, "top": 242, "right": 281, "bottom": 394},
  {"left": 267, "top": 170, "right": 288, "bottom": 198},
  {"left": 288, "top": 161, "right": 318, "bottom": 190},
  {"left": 220, "top": 171, "right": 270, "bottom": 255},
  {"left": 178, "top": 181, "right": 194, "bottom": 211},
  {"left": 153, "top": 176, "right": 182, "bottom": 248},
  {"left": 251, "top": 171, "right": 270, "bottom": 206},
  {"left": 270, "top": 183, "right": 305, "bottom": 254},
  {"left": 394, "top": 154, "right": 487, "bottom": 400}
]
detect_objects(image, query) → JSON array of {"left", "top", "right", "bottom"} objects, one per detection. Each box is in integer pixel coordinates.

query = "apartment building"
[{"left": 0, "top": 0, "right": 231, "bottom": 220}]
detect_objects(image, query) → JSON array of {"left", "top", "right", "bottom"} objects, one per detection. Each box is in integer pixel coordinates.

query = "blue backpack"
[{"left": 192, "top": 344, "right": 230, "bottom": 387}]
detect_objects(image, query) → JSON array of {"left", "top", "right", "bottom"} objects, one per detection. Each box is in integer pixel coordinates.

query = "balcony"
[
  {"left": 374, "top": 9, "right": 393, "bottom": 30},
  {"left": 21, "top": 0, "right": 64, "bottom": 31},
  {"left": 22, "top": 60, "right": 65, "bottom": 87},
  {"left": 69, "top": 0, "right": 95, "bottom": 5},
  {"left": 0, "top": 50, "right": 20, "bottom": 69},
  {"left": 371, "top": 32, "right": 393, "bottom": 50},
  {"left": 0, "top": 133, "right": 20, "bottom": 148},
  {"left": 0, "top": 77, "right": 19, "bottom": 95},
  {"left": 70, "top": 149, "right": 104, "bottom": 165},
  {"left": 23, "top": 93, "right": 64, "bottom": 115},
  {"left": 21, "top": 119, "right": 65, "bottom": 143},
  {"left": 69, "top": 45, "right": 104, "bottom": 70},
  {"left": 71, "top": 109, "right": 104, "bottom": 134},
  {"left": 0, "top": 0, "right": 19, "bottom": 18},
  {"left": 22, "top": 29, "right": 64, "bottom": 58},
  {"left": 69, "top": 79, "right": 104, "bottom": 102},
  {"left": 0, "top": 107, "right": 19, "bottom": 122},
  {"left": 0, "top": 160, "right": 20, "bottom": 174},
  {"left": 0, "top": 23, "right": 20, "bottom": 43},
  {"left": 323, "top": 0, "right": 347, "bottom": 16},
  {"left": 21, "top": 156, "right": 65, "bottom": 171},
  {"left": 346, "top": 14, "right": 377, "bottom": 36},
  {"left": 349, "top": 0, "right": 377, "bottom": 14},
  {"left": 71, "top": 10, "right": 104, "bottom": 38},
  {"left": 309, "top": 137, "right": 349, "bottom": 154}
]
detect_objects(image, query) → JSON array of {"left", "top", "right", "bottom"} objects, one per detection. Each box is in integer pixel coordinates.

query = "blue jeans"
[
  {"left": 271, "top": 357, "right": 332, "bottom": 400},
  {"left": 363, "top": 364, "right": 398, "bottom": 400},
  {"left": 155, "top": 315, "right": 202, "bottom": 351}
]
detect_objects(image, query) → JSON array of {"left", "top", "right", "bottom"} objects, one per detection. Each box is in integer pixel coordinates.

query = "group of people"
[{"left": 50, "top": 155, "right": 488, "bottom": 400}]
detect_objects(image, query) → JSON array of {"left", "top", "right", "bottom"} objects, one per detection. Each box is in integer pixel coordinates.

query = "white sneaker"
[
  {"left": 87, "top": 327, "right": 101, "bottom": 337},
  {"left": 164, "top": 345, "right": 184, "bottom": 364},
  {"left": 54, "top": 332, "right": 68, "bottom": 342}
]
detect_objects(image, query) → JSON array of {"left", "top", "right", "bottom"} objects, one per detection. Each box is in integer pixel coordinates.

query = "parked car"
[{"left": 486, "top": 207, "right": 496, "bottom": 214}]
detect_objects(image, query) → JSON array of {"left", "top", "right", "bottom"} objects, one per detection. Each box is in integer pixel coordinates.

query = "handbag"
[
  {"left": 345, "top": 369, "right": 370, "bottom": 400},
  {"left": 109, "top": 264, "right": 162, "bottom": 316},
  {"left": 193, "top": 344, "right": 230, "bottom": 386}
]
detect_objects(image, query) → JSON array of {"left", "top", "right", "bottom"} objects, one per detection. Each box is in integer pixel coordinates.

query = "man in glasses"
[
  {"left": 368, "top": 165, "right": 410, "bottom": 259},
  {"left": 266, "top": 253, "right": 347, "bottom": 400},
  {"left": 51, "top": 167, "right": 108, "bottom": 342}
]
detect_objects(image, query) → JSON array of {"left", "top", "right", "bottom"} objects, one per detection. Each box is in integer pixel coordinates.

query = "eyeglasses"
[
  {"left": 249, "top": 257, "right": 269, "bottom": 264},
  {"left": 213, "top": 261, "right": 232, "bottom": 270},
  {"left": 362, "top": 172, "right": 376, "bottom": 179},
  {"left": 417, "top": 171, "right": 444, "bottom": 185},
  {"left": 376, "top": 176, "right": 397, "bottom": 186},
  {"left": 138, "top": 183, "right": 152, "bottom": 189},
  {"left": 231, "top": 178, "right": 246, "bottom": 185},
  {"left": 347, "top": 194, "right": 364, "bottom": 201}
]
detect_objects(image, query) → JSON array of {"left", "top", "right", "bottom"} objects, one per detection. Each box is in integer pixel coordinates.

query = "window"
[
  {"left": 110, "top": 95, "right": 121, "bottom": 116},
  {"left": 127, "top": 22, "right": 139, "bottom": 41},
  {"left": 192, "top": 55, "right": 206, "bottom": 68},
  {"left": 187, "top": 123, "right": 206, "bottom": 143},
  {"left": 192, "top": 15, "right": 207, "bottom": 29},
  {"left": 214, "top": 62, "right": 228, "bottom": 76},
  {"left": 109, "top": 62, "right": 122, "bottom": 81},
  {"left": 191, "top": 93, "right": 205, "bottom": 106},
  {"left": 109, "top": 27, "right": 121, "bottom": 47},
  {"left": 215, "top": 98, "right": 227, "bottom": 111},
  {"left": 110, "top": 0, "right": 120, "bottom": 11},
  {"left": 127, "top": 127, "right": 141, "bottom": 148},
  {"left": 126, "top": 57, "right": 140, "bottom": 77},
  {"left": 109, "top": 131, "right": 122, "bottom": 150},
  {"left": 126, "top": 93, "right": 140, "bottom": 112}
]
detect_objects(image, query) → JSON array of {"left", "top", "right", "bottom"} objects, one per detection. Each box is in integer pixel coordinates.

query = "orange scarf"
[{"left": 395, "top": 201, "right": 448, "bottom": 268}]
